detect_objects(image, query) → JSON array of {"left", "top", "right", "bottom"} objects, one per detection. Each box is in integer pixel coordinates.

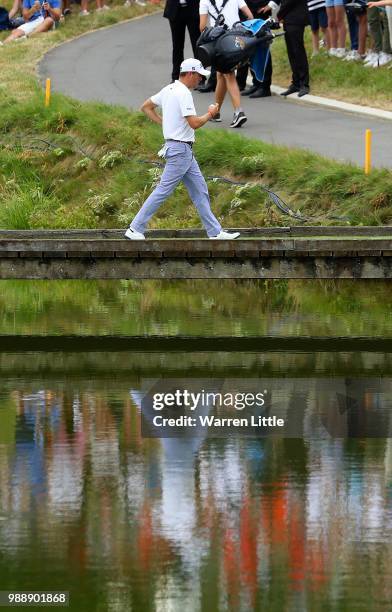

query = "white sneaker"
[
  {"left": 210, "top": 230, "right": 240, "bottom": 240},
  {"left": 335, "top": 48, "right": 346, "bottom": 58},
  {"left": 344, "top": 50, "right": 355, "bottom": 61},
  {"left": 378, "top": 52, "right": 392, "bottom": 66},
  {"left": 365, "top": 54, "right": 381, "bottom": 68},
  {"left": 80, "top": 9, "right": 90, "bottom": 15},
  {"left": 125, "top": 227, "right": 145, "bottom": 240},
  {"left": 345, "top": 50, "right": 362, "bottom": 61},
  {"left": 363, "top": 51, "right": 377, "bottom": 64},
  {"left": 364, "top": 52, "right": 379, "bottom": 66},
  {"left": 135, "top": 0, "right": 147, "bottom": 5},
  {"left": 328, "top": 48, "right": 337, "bottom": 56}
]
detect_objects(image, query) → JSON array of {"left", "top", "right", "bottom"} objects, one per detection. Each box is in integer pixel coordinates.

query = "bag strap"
[{"left": 207, "top": 0, "right": 230, "bottom": 25}]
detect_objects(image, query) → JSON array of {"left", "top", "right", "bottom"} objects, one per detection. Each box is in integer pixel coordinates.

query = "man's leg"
[
  {"left": 169, "top": 15, "right": 186, "bottom": 81},
  {"left": 215, "top": 71, "right": 227, "bottom": 108},
  {"left": 29, "top": 17, "right": 55, "bottom": 34},
  {"left": 182, "top": 155, "right": 222, "bottom": 237},
  {"left": 130, "top": 144, "right": 190, "bottom": 234},
  {"left": 186, "top": 11, "right": 200, "bottom": 58},
  {"left": 2, "top": 27, "right": 26, "bottom": 43},
  {"left": 284, "top": 24, "right": 309, "bottom": 88}
]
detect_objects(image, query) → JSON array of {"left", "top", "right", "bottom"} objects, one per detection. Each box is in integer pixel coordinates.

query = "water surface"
[{"left": 0, "top": 280, "right": 391, "bottom": 611}]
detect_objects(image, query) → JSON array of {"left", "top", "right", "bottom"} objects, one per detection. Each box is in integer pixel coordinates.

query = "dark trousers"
[
  {"left": 284, "top": 23, "right": 309, "bottom": 88},
  {"left": 169, "top": 9, "right": 200, "bottom": 81}
]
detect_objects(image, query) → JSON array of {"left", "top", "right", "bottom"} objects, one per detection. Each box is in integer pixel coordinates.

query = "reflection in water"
[
  {"left": 1, "top": 279, "right": 392, "bottom": 611},
  {"left": 1, "top": 279, "right": 392, "bottom": 337},
  {"left": 0, "top": 379, "right": 391, "bottom": 611}
]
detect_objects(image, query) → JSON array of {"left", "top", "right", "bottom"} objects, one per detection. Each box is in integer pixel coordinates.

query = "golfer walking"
[{"left": 125, "top": 58, "right": 240, "bottom": 240}]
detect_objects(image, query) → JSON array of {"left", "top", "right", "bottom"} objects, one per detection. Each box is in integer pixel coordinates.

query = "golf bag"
[{"left": 196, "top": 18, "right": 279, "bottom": 74}]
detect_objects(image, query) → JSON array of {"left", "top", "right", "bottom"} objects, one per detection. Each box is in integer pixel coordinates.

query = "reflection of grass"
[
  {"left": 0, "top": 279, "right": 391, "bottom": 336},
  {"left": 0, "top": 6, "right": 391, "bottom": 228}
]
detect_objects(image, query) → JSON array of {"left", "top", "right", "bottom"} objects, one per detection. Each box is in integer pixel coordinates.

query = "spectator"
[
  {"left": 343, "top": 0, "right": 359, "bottom": 59},
  {"left": 365, "top": 2, "right": 392, "bottom": 66},
  {"left": 326, "top": 0, "right": 346, "bottom": 57},
  {"left": 307, "top": 0, "right": 329, "bottom": 55},
  {"left": 343, "top": 0, "right": 367, "bottom": 59},
  {"left": 0, "top": 0, "right": 24, "bottom": 29},
  {"left": 240, "top": 0, "right": 276, "bottom": 98},
  {"left": 199, "top": 0, "right": 253, "bottom": 127},
  {"left": 278, "top": 0, "right": 311, "bottom": 97},
  {"left": 1, "top": 0, "right": 61, "bottom": 43},
  {"left": 9, "top": 0, "right": 22, "bottom": 18},
  {"left": 163, "top": 0, "right": 201, "bottom": 83},
  {"left": 80, "top": 0, "right": 111, "bottom": 16}
]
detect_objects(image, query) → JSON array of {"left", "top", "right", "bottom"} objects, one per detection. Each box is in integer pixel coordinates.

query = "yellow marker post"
[
  {"left": 365, "top": 129, "right": 372, "bottom": 175},
  {"left": 45, "top": 78, "right": 51, "bottom": 108}
]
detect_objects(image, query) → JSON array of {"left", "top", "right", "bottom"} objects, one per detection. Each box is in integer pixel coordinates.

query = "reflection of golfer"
[{"left": 125, "top": 58, "right": 240, "bottom": 241}]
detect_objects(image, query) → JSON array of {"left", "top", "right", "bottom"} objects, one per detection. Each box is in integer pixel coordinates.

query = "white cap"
[{"left": 180, "top": 58, "right": 210, "bottom": 77}]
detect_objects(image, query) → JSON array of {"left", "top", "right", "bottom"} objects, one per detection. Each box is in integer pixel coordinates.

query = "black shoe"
[
  {"left": 297, "top": 86, "right": 310, "bottom": 97},
  {"left": 241, "top": 84, "right": 259, "bottom": 96},
  {"left": 197, "top": 82, "right": 216, "bottom": 93},
  {"left": 249, "top": 88, "right": 272, "bottom": 99},
  {"left": 230, "top": 111, "right": 247, "bottom": 128},
  {"left": 280, "top": 85, "right": 299, "bottom": 96}
]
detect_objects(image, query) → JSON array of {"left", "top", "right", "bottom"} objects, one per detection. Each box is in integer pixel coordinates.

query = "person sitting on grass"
[
  {"left": 8, "top": 0, "right": 22, "bottom": 18},
  {"left": 0, "top": 0, "right": 61, "bottom": 44}
]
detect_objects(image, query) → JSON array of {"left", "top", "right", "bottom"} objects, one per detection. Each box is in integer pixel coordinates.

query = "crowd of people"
[
  {"left": 0, "top": 0, "right": 391, "bottom": 105},
  {"left": 1, "top": 0, "right": 391, "bottom": 81},
  {"left": 160, "top": 0, "right": 392, "bottom": 130},
  {"left": 0, "top": 0, "right": 148, "bottom": 44}
]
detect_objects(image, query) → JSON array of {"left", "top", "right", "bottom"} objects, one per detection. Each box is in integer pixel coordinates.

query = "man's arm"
[
  {"left": 240, "top": 3, "right": 254, "bottom": 19},
  {"left": 140, "top": 99, "right": 162, "bottom": 126},
  {"left": 368, "top": 0, "right": 392, "bottom": 6},
  {"left": 199, "top": 13, "right": 208, "bottom": 31},
  {"left": 22, "top": 0, "right": 41, "bottom": 20},
  {"left": 186, "top": 103, "right": 219, "bottom": 129},
  {"left": 42, "top": 1, "right": 61, "bottom": 20}
]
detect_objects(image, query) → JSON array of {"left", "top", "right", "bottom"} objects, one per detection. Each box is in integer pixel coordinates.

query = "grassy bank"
[
  {"left": 0, "top": 5, "right": 391, "bottom": 230},
  {"left": 270, "top": 32, "right": 392, "bottom": 111}
]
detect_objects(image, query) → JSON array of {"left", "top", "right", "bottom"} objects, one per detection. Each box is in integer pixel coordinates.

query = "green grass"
[{"left": 0, "top": 4, "right": 391, "bottom": 230}]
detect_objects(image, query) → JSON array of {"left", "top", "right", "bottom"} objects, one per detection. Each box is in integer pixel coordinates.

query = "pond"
[{"left": 0, "top": 280, "right": 391, "bottom": 612}]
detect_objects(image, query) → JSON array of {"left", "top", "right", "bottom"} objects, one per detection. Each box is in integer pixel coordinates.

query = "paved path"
[{"left": 39, "top": 13, "right": 392, "bottom": 168}]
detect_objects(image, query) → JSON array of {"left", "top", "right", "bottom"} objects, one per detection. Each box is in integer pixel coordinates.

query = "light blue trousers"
[{"left": 131, "top": 141, "right": 222, "bottom": 237}]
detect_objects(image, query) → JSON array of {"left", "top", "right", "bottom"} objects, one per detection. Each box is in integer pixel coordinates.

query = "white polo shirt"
[
  {"left": 199, "top": 0, "right": 247, "bottom": 28},
  {"left": 151, "top": 80, "right": 196, "bottom": 143}
]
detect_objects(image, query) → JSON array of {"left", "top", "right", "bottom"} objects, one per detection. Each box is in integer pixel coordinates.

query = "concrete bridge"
[{"left": 1, "top": 227, "right": 392, "bottom": 279}]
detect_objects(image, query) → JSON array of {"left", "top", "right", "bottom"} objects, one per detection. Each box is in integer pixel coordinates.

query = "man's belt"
[{"left": 166, "top": 139, "right": 193, "bottom": 148}]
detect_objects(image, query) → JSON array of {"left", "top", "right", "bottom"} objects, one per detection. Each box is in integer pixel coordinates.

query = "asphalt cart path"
[{"left": 40, "top": 12, "right": 392, "bottom": 168}]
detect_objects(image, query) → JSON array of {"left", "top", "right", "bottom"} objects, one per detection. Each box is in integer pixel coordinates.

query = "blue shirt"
[{"left": 23, "top": 0, "right": 60, "bottom": 22}]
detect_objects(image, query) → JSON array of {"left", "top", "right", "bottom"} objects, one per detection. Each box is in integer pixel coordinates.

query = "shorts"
[
  {"left": 309, "top": 6, "right": 328, "bottom": 30},
  {"left": 18, "top": 15, "right": 54, "bottom": 36},
  {"left": 325, "top": 0, "right": 344, "bottom": 7}
]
